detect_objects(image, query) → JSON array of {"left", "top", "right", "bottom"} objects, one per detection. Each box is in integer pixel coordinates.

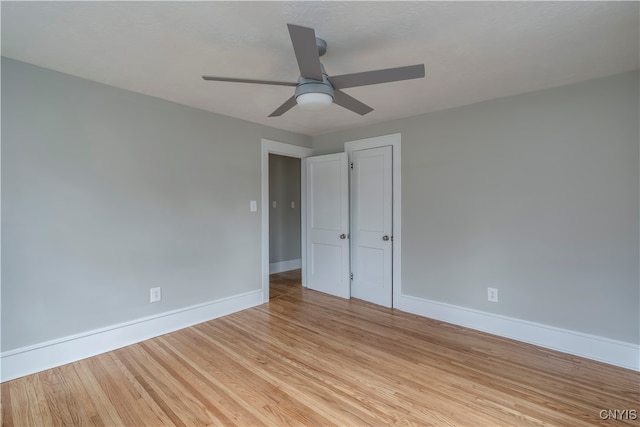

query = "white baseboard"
[
  {"left": 0, "top": 289, "right": 263, "bottom": 382},
  {"left": 4, "top": 289, "right": 635, "bottom": 382},
  {"left": 395, "top": 293, "right": 639, "bottom": 371},
  {"left": 269, "top": 258, "right": 301, "bottom": 274}
]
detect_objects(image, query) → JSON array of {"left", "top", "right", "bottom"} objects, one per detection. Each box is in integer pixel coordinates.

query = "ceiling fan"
[{"left": 202, "top": 24, "right": 425, "bottom": 117}]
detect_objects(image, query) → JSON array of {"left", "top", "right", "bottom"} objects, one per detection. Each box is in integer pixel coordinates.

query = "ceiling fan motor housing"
[
  {"left": 295, "top": 63, "right": 334, "bottom": 100},
  {"left": 316, "top": 38, "right": 327, "bottom": 57}
]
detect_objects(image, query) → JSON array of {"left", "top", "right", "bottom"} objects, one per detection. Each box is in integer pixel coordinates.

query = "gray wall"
[
  {"left": 312, "top": 71, "right": 639, "bottom": 344},
  {"left": 269, "top": 154, "right": 301, "bottom": 264},
  {"left": 1, "top": 58, "right": 311, "bottom": 351},
  {"left": 3, "top": 56, "right": 637, "bottom": 353}
]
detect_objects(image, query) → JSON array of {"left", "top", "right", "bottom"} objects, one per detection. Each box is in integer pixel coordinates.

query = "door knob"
[
  {"left": 340, "top": 234, "right": 347, "bottom": 239},
  {"left": 382, "top": 235, "right": 390, "bottom": 241}
]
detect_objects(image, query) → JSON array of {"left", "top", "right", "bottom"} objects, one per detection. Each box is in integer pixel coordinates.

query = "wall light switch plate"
[{"left": 250, "top": 200, "right": 257, "bottom": 212}]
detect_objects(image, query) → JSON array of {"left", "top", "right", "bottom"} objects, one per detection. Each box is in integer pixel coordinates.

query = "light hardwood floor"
[{"left": 2, "top": 269, "right": 638, "bottom": 426}]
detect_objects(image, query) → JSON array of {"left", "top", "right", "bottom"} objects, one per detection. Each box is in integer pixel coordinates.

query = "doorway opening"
[
  {"left": 268, "top": 154, "right": 302, "bottom": 299},
  {"left": 261, "top": 139, "right": 313, "bottom": 303}
]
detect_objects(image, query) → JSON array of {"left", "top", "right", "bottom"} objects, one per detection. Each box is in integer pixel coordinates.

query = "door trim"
[
  {"left": 345, "top": 133, "right": 401, "bottom": 308},
  {"left": 261, "top": 139, "right": 313, "bottom": 303}
]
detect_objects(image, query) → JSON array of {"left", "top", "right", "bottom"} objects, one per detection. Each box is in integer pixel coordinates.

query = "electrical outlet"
[
  {"left": 291, "top": 201, "right": 295, "bottom": 208},
  {"left": 488, "top": 287, "right": 498, "bottom": 303},
  {"left": 150, "top": 287, "right": 162, "bottom": 303}
]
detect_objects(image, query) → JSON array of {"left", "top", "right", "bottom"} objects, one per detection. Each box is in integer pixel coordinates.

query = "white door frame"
[
  {"left": 345, "top": 133, "right": 402, "bottom": 308},
  {"left": 261, "top": 139, "right": 313, "bottom": 303}
]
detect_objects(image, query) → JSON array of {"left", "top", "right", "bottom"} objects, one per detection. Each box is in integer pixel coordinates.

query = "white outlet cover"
[
  {"left": 488, "top": 287, "right": 498, "bottom": 302},
  {"left": 250, "top": 200, "right": 257, "bottom": 212},
  {"left": 150, "top": 287, "right": 162, "bottom": 303}
]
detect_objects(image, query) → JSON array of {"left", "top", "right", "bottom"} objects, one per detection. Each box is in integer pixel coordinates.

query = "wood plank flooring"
[{"left": 2, "top": 269, "right": 638, "bottom": 426}]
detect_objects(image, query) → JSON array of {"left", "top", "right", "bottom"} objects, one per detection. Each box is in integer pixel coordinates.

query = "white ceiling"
[{"left": 2, "top": 1, "right": 638, "bottom": 136}]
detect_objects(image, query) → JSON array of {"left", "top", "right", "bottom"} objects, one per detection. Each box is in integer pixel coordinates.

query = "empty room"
[{"left": 1, "top": 2, "right": 639, "bottom": 426}]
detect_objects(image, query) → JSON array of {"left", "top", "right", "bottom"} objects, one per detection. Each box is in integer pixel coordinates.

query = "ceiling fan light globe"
[{"left": 296, "top": 92, "right": 333, "bottom": 110}]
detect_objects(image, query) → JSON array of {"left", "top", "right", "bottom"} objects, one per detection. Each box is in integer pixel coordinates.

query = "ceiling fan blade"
[
  {"left": 328, "top": 64, "right": 425, "bottom": 90},
  {"left": 333, "top": 90, "right": 374, "bottom": 116},
  {"left": 202, "top": 76, "right": 297, "bottom": 87},
  {"left": 287, "top": 24, "right": 324, "bottom": 81},
  {"left": 269, "top": 96, "right": 298, "bottom": 117}
]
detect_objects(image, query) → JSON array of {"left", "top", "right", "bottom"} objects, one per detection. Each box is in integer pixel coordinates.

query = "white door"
[
  {"left": 350, "top": 146, "right": 393, "bottom": 307},
  {"left": 305, "top": 153, "right": 350, "bottom": 299}
]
